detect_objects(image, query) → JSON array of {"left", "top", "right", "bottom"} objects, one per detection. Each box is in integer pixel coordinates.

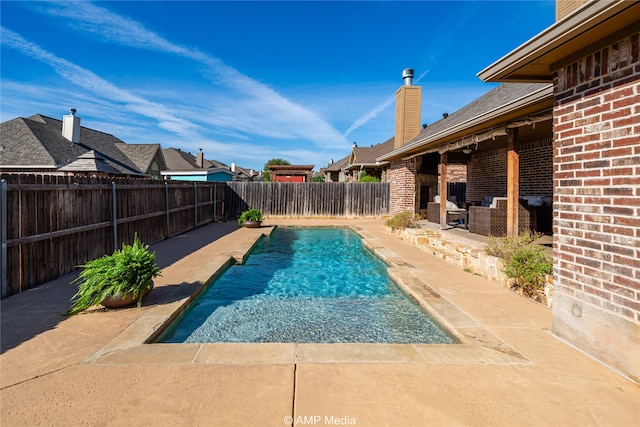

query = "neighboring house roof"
[
  {"left": 162, "top": 147, "right": 209, "bottom": 170},
  {"left": 0, "top": 114, "right": 155, "bottom": 175},
  {"left": 161, "top": 148, "right": 233, "bottom": 171},
  {"left": 478, "top": 0, "right": 639, "bottom": 82},
  {"left": 233, "top": 165, "right": 259, "bottom": 180},
  {"left": 161, "top": 147, "right": 260, "bottom": 180},
  {"left": 58, "top": 150, "right": 121, "bottom": 174},
  {"left": 378, "top": 82, "right": 553, "bottom": 161},
  {"left": 116, "top": 143, "right": 163, "bottom": 173},
  {"left": 348, "top": 137, "right": 394, "bottom": 169},
  {"left": 324, "top": 154, "right": 350, "bottom": 172},
  {"left": 268, "top": 165, "right": 314, "bottom": 172}
]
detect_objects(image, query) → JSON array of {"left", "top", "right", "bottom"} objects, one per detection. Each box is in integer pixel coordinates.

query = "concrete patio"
[{"left": 1, "top": 219, "right": 638, "bottom": 426}]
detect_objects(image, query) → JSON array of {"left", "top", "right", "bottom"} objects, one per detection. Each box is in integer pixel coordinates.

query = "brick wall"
[
  {"left": 551, "top": 32, "right": 640, "bottom": 380},
  {"left": 519, "top": 138, "right": 554, "bottom": 197},
  {"left": 466, "top": 138, "right": 553, "bottom": 203},
  {"left": 467, "top": 149, "right": 507, "bottom": 203},
  {"left": 388, "top": 159, "right": 416, "bottom": 215},
  {"left": 444, "top": 164, "right": 467, "bottom": 183}
]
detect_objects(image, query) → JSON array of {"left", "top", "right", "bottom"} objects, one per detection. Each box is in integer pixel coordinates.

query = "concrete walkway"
[{"left": 1, "top": 219, "right": 638, "bottom": 426}]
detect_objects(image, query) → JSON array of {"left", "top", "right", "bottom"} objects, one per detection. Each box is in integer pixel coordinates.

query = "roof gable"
[{"left": 116, "top": 143, "right": 162, "bottom": 173}]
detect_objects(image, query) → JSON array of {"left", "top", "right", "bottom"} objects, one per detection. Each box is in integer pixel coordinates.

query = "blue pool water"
[{"left": 158, "top": 227, "right": 456, "bottom": 344}]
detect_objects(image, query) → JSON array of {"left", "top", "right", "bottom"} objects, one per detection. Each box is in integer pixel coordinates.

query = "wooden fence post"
[
  {"left": 193, "top": 182, "right": 197, "bottom": 229},
  {"left": 213, "top": 184, "right": 219, "bottom": 222},
  {"left": 1, "top": 179, "right": 7, "bottom": 299},
  {"left": 111, "top": 181, "right": 117, "bottom": 251},
  {"left": 164, "top": 181, "right": 170, "bottom": 239}
]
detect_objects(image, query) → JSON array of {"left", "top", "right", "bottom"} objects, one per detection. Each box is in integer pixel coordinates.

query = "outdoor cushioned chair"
[
  {"left": 468, "top": 197, "right": 537, "bottom": 236},
  {"left": 427, "top": 199, "right": 467, "bottom": 227}
]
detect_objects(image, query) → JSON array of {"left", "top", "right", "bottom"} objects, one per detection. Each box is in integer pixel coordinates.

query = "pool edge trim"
[{"left": 85, "top": 225, "right": 531, "bottom": 366}]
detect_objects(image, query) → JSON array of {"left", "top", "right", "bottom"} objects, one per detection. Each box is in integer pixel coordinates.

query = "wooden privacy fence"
[
  {"left": 225, "top": 182, "right": 390, "bottom": 218},
  {"left": 0, "top": 174, "right": 226, "bottom": 298}
]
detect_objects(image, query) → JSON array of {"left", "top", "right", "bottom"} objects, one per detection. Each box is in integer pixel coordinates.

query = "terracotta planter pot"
[
  {"left": 101, "top": 281, "right": 154, "bottom": 309},
  {"left": 243, "top": 221, "right": 262, "bottom": 228}
]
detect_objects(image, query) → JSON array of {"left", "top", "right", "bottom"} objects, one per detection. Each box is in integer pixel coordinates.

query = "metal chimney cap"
[
  {"left": 69, "top": 108, "right": 77, "bottom": 115},
  {"left": 402, "top": 68, "right": 414, "bottom": 86}
]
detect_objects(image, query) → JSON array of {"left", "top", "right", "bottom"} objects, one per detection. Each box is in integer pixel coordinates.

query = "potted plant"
[
  {"left": 68, "top": 234, "right": 161, "bottom": 314},
  {"left": 238, "top": 208, "right": 263, "bottom": 228}
]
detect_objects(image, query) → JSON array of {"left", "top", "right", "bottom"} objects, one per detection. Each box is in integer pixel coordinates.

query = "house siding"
[
  {"left": 389, "top": 159, "right": 415, "bottom": 215},
  {"left": 551, "top": 31, "right": 640, "bottom": 380},
  {"left": 555, "top": 0, "right": 589, "bottom": 21},
  {"left": 394, "top": 86, "right": 422, "bottom": 149}
]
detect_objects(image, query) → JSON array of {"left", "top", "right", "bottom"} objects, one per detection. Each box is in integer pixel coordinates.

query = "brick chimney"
[
  {"left": 394, "top": 69, "right": 422, "bottom": 150},
  {"left": 62, "top": 108, "right": 81, "bottom": 144}
]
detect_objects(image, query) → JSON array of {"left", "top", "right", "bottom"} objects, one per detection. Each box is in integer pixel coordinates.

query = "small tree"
[
  {"left": 263, "top": 158, "right": 290, "bottom": 182},
  {"left": 312, "top": 175, "right": 325, "bottom": 182}
]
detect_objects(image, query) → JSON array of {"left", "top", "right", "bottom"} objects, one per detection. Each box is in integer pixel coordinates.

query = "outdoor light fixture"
[{"left": 463, "top": 142, "right": 478, "bottom": 155}]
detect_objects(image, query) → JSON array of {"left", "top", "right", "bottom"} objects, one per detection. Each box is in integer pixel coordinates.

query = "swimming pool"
[{"left": 157, "top": 227, "right": 456, "bottom": 344}]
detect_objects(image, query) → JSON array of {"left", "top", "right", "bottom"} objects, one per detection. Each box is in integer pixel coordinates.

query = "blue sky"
[{"left": 1, "top": 1, "right": 555, "bottom": 171}]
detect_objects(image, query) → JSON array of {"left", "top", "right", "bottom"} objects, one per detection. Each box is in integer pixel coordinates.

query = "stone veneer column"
[
  {"left": 388, "top": 159, "right": 416, "bottom": 216},
  {"left": 551, "top": 32, "right": 640, "bottom": 380}
]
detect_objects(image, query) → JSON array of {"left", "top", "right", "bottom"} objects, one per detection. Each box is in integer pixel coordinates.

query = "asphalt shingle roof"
[
  {"left": 351, "top": 137, "right": 395, "bottom": 165},
  {"left": 1, "top": 114, "right": 159, "bottom": 175},
  {"left": 58, "top": 150, "right": 122, "bottom": 174},
  {"left": 391, "top": 82, "right": 552, "bottom": 155},
  {"left": 324, "top": 154, "right": 350, "bottom": 172}
]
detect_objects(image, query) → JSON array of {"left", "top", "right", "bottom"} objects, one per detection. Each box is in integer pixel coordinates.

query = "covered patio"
[{"left": 380, "top": 82, "right": 554, "bottom": 238}]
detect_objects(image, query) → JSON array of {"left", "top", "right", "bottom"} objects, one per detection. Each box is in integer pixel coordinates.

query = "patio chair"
[
  {"left": 427, "top": 199, "right": 468, "bottom": 228},
  {"left": 468, "top": 197, "right": 537, "bottom": 236}
]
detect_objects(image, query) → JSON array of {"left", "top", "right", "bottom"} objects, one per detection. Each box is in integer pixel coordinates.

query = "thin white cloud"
[
  {"left": 343, "top": 95, "right": 395, "bottom": 138},
  {"left": 343, "top": 70, "right": 430, "bottom": 138},
  {"left": 1, "top": 27, "right": 205, "bottom": 141},
  {"left": 29, "top": 1, "right": 349, "bottom": 149},
  {"left": 341, "top": 3, "right": 479, "bottom": 138}
]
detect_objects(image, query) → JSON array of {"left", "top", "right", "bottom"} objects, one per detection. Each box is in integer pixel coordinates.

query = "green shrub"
[
  {"left": 385, "top": 211, "right": 416, "bottom": 229},
  {"left": 485, "top": 231, "right": 540, "bottom": 259},
  {"left": 503, "top": 246, "right": 552, "bottom": 296},
  {"left": 485, "top": 231, "right": 551, "bottom": 296},
  {"left": 358, "top": 172, "right": 380, "bottom": 182}
]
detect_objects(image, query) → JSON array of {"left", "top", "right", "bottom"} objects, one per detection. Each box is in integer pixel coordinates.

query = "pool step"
[
  {"left": 414, "top": 234, "right": 467, "bottom": 269},
  {"left": 387, "top": 226, "right": 483, "bottom": 272}
]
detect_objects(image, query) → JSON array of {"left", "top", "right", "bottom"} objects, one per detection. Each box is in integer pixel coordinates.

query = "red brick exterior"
[
  {"left": 466, "top": 138, "right": 553, "bottom": 203},
  {"left": 551, "top": 32, "right": 640, "bottom": 379},
  {"left": 388, "top": 159, "right": 416, "bottom": 215},
  {"left": 442, "top": 164, "right": 467, "bottom": 183}
]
